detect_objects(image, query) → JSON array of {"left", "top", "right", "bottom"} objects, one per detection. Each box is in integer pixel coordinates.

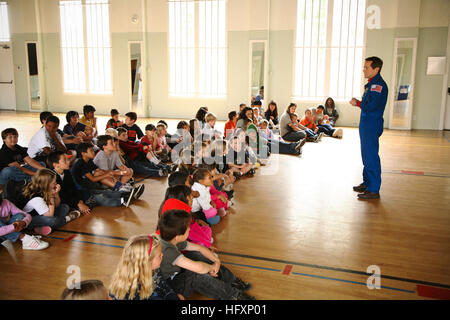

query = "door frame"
[
  {"left": 127, "top": 40, "right": 143, "bottom": 113},
  {"left": 24, "top": 41, "right": 42, "bottom": 112},
  {"left": 248, "top": 40, "right": 268, "bottom": 104},
  {"left": 439, "top": 22, "right": 450, "bottom": 130},
  {"left": 388, "top": 37, "right": 417, "bottom": 130}
]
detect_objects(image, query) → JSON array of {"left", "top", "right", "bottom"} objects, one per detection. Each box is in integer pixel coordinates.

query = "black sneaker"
[
  {"left": 295, "top": 138, "right": 306, "bottom": 153},
  {"left": 133, "top": 184, "right": 145, "bottom": 200},
  {"left": 234, "top": 291, "right": 256, "bottom": 300},
  {"left": 231, "top": 278, "right": 251, "bottom": 291}
]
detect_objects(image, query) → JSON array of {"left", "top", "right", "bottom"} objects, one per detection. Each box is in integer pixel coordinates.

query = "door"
[
  {"left": 0, "top": 43, "right": 16, "bottom": 110},
  {"left": 445, "top": 77, "right": 450, "bottom": 130}
]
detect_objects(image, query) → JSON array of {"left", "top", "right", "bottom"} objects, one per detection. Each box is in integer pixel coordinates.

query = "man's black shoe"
[
  {"left": 353, "top": 183, "right": 367, "bottom": 192},
  {"left": 357, "top": 191, "right": 380, "bottom": 200}
]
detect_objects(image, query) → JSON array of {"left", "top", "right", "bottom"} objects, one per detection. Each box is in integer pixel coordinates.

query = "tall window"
[
  {"left": 0, "top": 2, "right": 10, "bottom": 42},
  {"left": 59, "top": 0, "right": 112, "bottom": 94},
  {"left": 294, "top": 0, "right": 366, "bottom": 101},
  {"left": 169, "top": 0, "right": 226, "bottom": 97}
]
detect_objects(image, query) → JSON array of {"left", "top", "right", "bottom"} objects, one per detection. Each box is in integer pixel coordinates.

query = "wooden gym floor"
[{"left": 0, "top": 111, "right": 449, "bottom": 300}]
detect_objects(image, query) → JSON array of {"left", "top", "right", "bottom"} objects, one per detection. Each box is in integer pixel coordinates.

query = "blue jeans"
[
  {"left": 318, "top": 124, "right": 335, "bottom": 136},
  {"left": 0, "top": 213, "right": 25, "bottom": 243},
  {"left": 304, "top": 128, "right": 317, "bottom": 138},
  {"left": 27, "top": 204, "right": 70, "bottom": 230},
  {"left": 0, "top": 164, "right": 41, "bottom": 185},
  {"left": 267, "top": 139, "right": 299, "bottom": 155},
  {"left": 90, "top": 189, "right": 124, "bottom": 207},
  {"left": 282, "top": 130, "right": 306, "bottom": 142},
  {"left": 207, "top": 215, "right": 220, "bottom": 225},
  {"left": 129, "top": 160, "right": 161, "bottom": 177}
]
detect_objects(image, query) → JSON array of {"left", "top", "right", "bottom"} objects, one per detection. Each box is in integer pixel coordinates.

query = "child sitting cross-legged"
[
  {"left": 197, "top": 163, "right": 232, "bottom": 210},
  {"left": 140, "top": 124, "right": 173, "bottom": 172},
  {"left": 121, "top": 112, "right": 144, "bottom": 142},
  {"left": 226, "top": 134, "right": 254, "bottom": 178},
  {"left": 117, "top": 127, "right": 169, "bottom": 178},
  {"left": 155, "top": 123, "right": 172, "bottom": 163},
  {"left": 158, "top": 184, "right": 214, "bottom": 250},
  {"left": 106, "top": 109, "right": 123, "bottom": 130},
  {"left": 299, "top": 110, "right": 323, "bottom": 142},
  {"left": 158, "top": 209, "right": 255, "bottom": 300},
  {"left": 109, "top": 234, "right": 182, "bottom": 300},
  {"left": 0, "top": 128, "right": 45, "bottom": 186},
  {"left": 191, "top": 168, "right": 224, "bottom": 225},
  {"left": 94, "top": 135, "right": 134, "bottom": 187},
  {"left": 71, "top": 143, "right": 144, "bottom": 207},
  {"left": 48, "top": 151, "right": 91, "bottom": 215},
  {"left": 20, "top": 168, "right": 81, "bottom": 232},
  {"left": 79, "top": 104, "right": 98, "bottom": 138}
]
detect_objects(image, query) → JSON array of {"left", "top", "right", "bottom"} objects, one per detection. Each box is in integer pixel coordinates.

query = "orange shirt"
[
  {"left": 300, "top": 116, "right": 316, "bottom": 130},
  {"left": 224, "top": 120, "right": 236, "bottom": 138}
]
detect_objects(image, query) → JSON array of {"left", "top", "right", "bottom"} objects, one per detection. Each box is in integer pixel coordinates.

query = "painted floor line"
[
  {"left": 382, "top": 170, "right": 450, "bottom": 178},
  {"left": 47, "top": 235, "right": 124, "bottom": 249},
  {"left": 55, "top": 229, "right": 128, "bottom": 241},
  {"left": 218, "top": 251, "right": 450, "bottom": 290},
  {"left": 51, "top": 229, "right": 450, "bottom": 290},
  {"left": 222, "top": 261, "right": 282, "bottom": 273},
  {"left": 291, "top": 272, "right": 416, "bottom": 294}
]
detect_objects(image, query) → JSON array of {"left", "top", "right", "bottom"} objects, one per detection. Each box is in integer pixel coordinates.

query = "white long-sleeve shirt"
[{"left": 191, "top": 182, "right": 212, "bottom": 212}]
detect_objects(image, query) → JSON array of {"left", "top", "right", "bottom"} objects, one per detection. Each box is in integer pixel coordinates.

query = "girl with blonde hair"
[
  {"left": 21, "top": 168, "right": 80, "bottom": 233},
  {"left": 109, "top": 234, "right": 182, "bottom": 300}
]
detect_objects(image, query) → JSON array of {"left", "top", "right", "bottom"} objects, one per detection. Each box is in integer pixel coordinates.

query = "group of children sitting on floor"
[{"left": 1, "top": 100, "right": 342, "bottom": 300}]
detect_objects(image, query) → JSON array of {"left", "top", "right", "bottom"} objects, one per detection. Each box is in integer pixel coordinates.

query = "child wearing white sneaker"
[
  {"left": 0, "top": 185, "right": 49, "bottom": 251},
  {"left": 21, "top": 169, "right": 80, "bottom": 232}
]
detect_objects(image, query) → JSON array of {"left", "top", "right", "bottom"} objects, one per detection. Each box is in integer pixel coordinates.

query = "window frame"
[
  {"left": 167, "top": 0, "right": 228, "bottom": 99},
  {"left": 58, "top": 0, "right": 113, "bottom": 95},
  {"left": 292, "top": 0, "right": 368, "bottom": 103},
  {"left": 0, "top": 1, "right": 10, "bottom": 43}
]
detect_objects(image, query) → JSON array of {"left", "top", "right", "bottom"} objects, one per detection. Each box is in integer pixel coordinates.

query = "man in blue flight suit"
[{"left": 350, "top": 57, "right": 388, "bottom": 200}]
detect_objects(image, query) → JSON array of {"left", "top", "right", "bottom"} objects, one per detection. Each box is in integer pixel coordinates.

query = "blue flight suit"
[{"left": 358, "top": 73, "right": 388, "bottom": 194}]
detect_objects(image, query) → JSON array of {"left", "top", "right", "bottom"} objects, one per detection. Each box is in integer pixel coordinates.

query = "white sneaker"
[
  {"left": 123, "top": 188, "right": 135, "bottom": 207},
  {"left": 66, "top": 210, "right": 81, "bottom": 222},
  {"left": 21, "top": 235, "right": 49, "bottom": 250}
]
